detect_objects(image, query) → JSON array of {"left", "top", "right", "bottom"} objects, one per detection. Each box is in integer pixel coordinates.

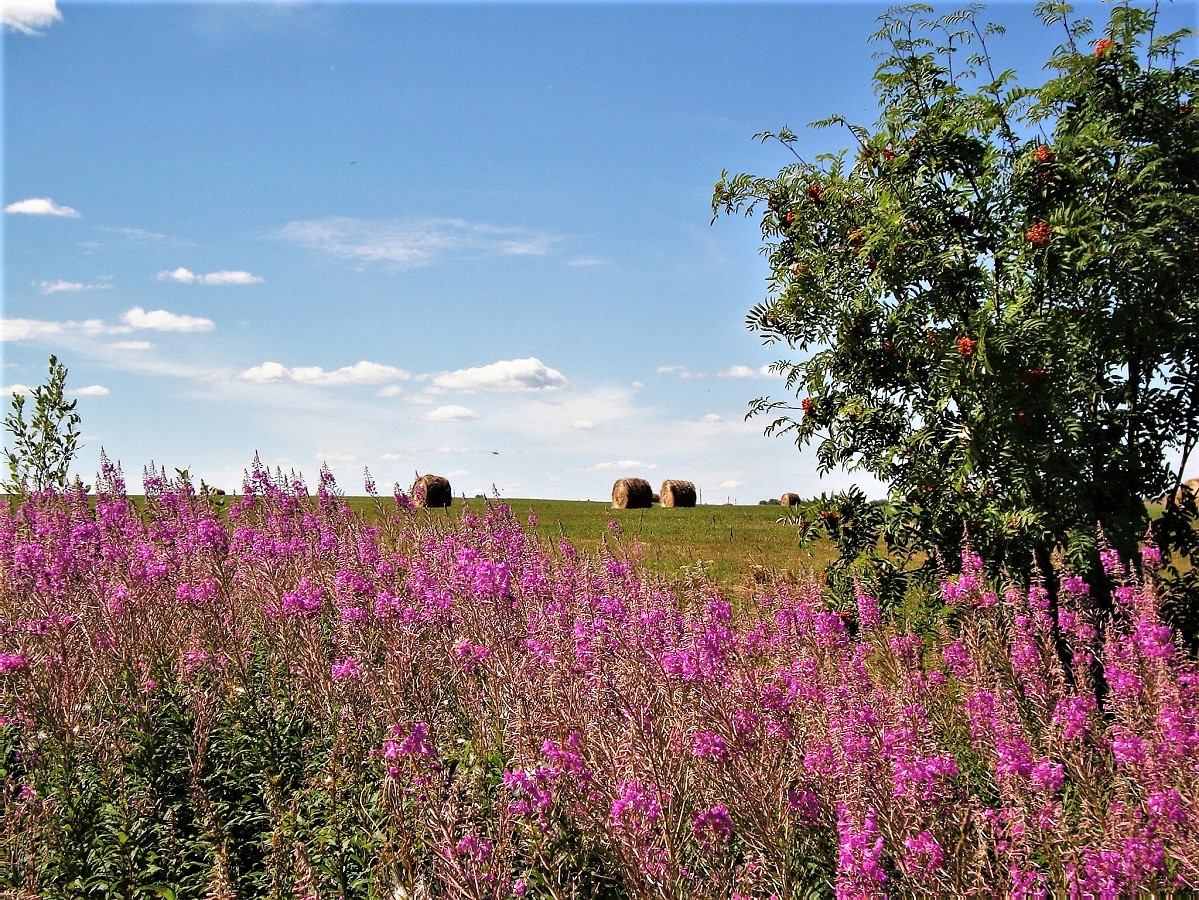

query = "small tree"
[
  {"left": 713, "top": 3, "right": 1198, "bottom": 612},
  {"left": 3, "top": 354, "right": 82, "bottom": 495}
]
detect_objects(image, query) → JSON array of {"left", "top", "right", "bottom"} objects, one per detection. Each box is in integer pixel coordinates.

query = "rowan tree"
[{"left": 714, "top": 1, "right": 1198, "bottom": 621}]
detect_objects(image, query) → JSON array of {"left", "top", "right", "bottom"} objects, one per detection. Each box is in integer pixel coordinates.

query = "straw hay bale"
[
  {"left": 780, "top": 492, "right": 801, "bottom": 507},
  {"left": 660, "top": 480, "right": 697, "bottom": 508},
  {"left": 412, "top": 474, "right": 452, "bottom": 508},
  {"left": 651, "top": 493, "right": 661, "bottom": 504},
  {"left": 612, "top": 477, "right": 653, "bottom": 509}
]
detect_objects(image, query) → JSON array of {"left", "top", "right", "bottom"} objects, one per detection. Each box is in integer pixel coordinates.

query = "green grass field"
[{"left": 345, "top": 497, "right": 837, "bottom": 594}]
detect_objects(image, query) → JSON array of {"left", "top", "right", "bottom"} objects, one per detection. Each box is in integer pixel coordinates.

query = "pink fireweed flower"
[
  {"left": 383, "top": 722, "right": 436, "bottom": 773},
  {"left": 1030, "top": 757, "right": 1064, "bottom": 795},
  {"left": 903, "top": 829, "right": 945, "bottom": 877},
  {"left": 175, "top": 578, "right": 218, "bottom": 608},
  {"left": 692, "top": 730, "right": 731, "bottom": 761},
  {"left": 1141, "top": 541, "right": 1162, "bottom": 571},
  {"left": 692, "top": 804, "right": 734, "bottom": 845},
  {"left": 855, "top": 591, "right": 881, "bottom": 630},
  {"left": 331, "top": 657, "right": 362, "bottom": 682},
  {"left": 1100, "top": 547, "right": 1125, "bottom": 578},
  {"left": 281, "top": 577, "right": 323, "bottom": 617},
  {"left": 455, "top": 833, "right": 493, "bottom": 863},
  {"left": 453, "top": 638, "right": 492, "bottom": 673},
  {"left": 0, "top": 652, "right": 29, "bottom": 675},
  {"left": 610, "top": 781, "right": 661, "bottom": 830},
  {"left": 1052, "top": 695, "right": 1096, "bottom": 742},
  {"left": 836, "top": 804, "right": 888, "bottom": 895},
  {"left": 787, "top": 788, "right": 820, "bottom": 823}
]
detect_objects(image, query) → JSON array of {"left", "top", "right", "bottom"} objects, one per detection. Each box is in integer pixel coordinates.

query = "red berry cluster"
[
  {"left": 1026, "top": 222, "right": 1053, "bottom": 247},
  {"left": 882, "top": 148, "right": 897, "bottom": 162},
  {"left": 802, "top": 397, "right": 815, "bottom": 416},
  {"left": 1095, "top": 38, "right": 1113, "bottom": 56},
  {"left": 1020, "top": 365, "right": 1047, "bottom": 386},
  {"left": 806, "top": 184, "right": 825, "bottom": 204},
  {"left": 956, "top": 336, "right": 977, "bottom": 358},
  {"left": 782, "top": 211, "right": 797, "bottom": 228},
  {"left": 1034, "top": 144, "right": 1055, "bottom": 164}
]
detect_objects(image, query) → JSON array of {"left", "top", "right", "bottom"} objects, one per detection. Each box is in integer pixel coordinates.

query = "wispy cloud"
[
  {"left": 38, "top": 279, "right": 112, "bottom": 294},
  {"left": 158, "top": 267, "right": 263, "bottom": 285},
  {"left": 2, "top": 317, "right": 121, "bottom": 340},
  {"left": 584, "top": 459, "right": 658, "bottom": 472},
  {"left": 2, "top": 0, "right": 60, "bottom": 34},
  {"left": 3, "top": 384, "right": 33, "bottom": 396},
  {"left": 69, "top": 385, "right": 110, "bottom": 397},
  {"left": 423, "top": 405, "right": 480, "bottom": 422},
  {"left": 276, "top": 217, "right": 559, "bottom": 268},
  {"left": 316, "top": 451, "right": 355, "bottom": 462},
  {"left": 571, "top": 419, "right": 596, "bottom": 430},
  {"left": 5, "top": 197, "right": 79, "bottom": 217},
  {"left": 567, "top": 257, "right": 605, "bottom": 267},
  {"left": 106, "top": 340, "right": 155, "bottom": 352},
  {"left": 98, "top": 226, "right": 188, "bottom": 245},
  {"left": 240, "top": 360, "right": 411, "bottom": 386},
  {"left": 433, "top": 357, "right": 568, "bottom": 392},
  {"left": 121, "top": 307, "right": 214, "bottom": 333},
  {"left": 717, "top": 364, "right": 773, "bottom": 378},
  {"left": 719, "top": 479, "right": 743, "bottom": 489}
]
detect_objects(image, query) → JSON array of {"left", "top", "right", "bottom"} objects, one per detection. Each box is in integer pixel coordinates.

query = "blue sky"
[{"left": 3, "top": 1, "right": 1196, "bottom": 501}]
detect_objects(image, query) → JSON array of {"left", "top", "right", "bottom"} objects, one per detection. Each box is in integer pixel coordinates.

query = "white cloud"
[
  {"left": 376, "top": 385, "right": 405, "bottom": 397},
  {"left": 276, "top": 216, "right": 559, "bottom": 268},
  {"left": 38, "top": 279, "right": 112, "bottom": 294},
  {"left": 423, "top": 405, "right": 480, "bottom": 422},
  {"left": 121, "top": 307, "right": 214, "bottom": 333},
  {"left": 240, "top": 359, "right": 411, "bottom": 386},
  {"left": 158, "top": 267, "right": 263, "bottom": 285},
  {"left": 2, "top": 0, "right": 61, "bottom": 33},
  {"left": 657, "top": 364, "right": 704, "bottom": 379},
  {"left": 567, "top": 257, "right": 605, "bottom": 267},
  {"left": 106, "top": 340, "right": 154, "bottom": 352},
  {"left": 433, "top": 357, "right": 568, "bottom": 392},
  {"left": 584, "top": 459, "right": 658, "bottom": 472},
  {"left": 69, "top": 385, "right": 110, "bottom": 397},
  {"left": 317, "top": 451, "right": 355, "bottom": 462},
  {"left": 3, "top": 383, "right": 33, "bottom": 396},
  {"left": 1, "top": 317, "right": 121, "bottom": 341},
  {"left": 702, "top": 414, "right": 723, "bottom": 423},
  {"left": 571, "top": 419, "right": 596, "bottom": 430},
  {"left": 5, "top": 197, "right": 78, "bottom": 217},
  {"left": 717, "top": 364, "right": 773, "bottom": 378},
  {"left": 719, "top": 480, "right": 744, "bottom": 489}
]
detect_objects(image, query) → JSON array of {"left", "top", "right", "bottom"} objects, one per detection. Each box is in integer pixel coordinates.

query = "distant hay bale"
[
  {"left": 651, "top": 492, "right": 661, "bottom": 504},
  {"left": 660, "top": 479, "right": 697, "bottom": 508},
  {"left": 1163, "top": 477, "right": 1199, "bottom": 505},
  {"left": 780, "top": 492, "right": 801, "bottom": 507},
  {"left": 612, "top": 478, "right": 653, "bottom": 509},
  {"left": 412, "top": 474, "right": 452, "bottom": 508}
]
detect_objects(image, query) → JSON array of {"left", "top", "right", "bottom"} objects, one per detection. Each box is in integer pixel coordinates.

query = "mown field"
[{"left": 343, "top": 497, "right": 839, "bottom": 593}]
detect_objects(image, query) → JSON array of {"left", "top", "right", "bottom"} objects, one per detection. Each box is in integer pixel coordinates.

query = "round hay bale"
[
  {"left": 412, "top": 473, "right": 452, "bottom": 508},
  {"left": 612, "top": 477, "right": 653, "bottom": 509},
  {"left": 651, "top": 492, "right": 661, "bottom": 504},
  {"left": 780, "top": 492, "right": 801, "bottom": 507},
  {"left": 660, "top": 479, "right": 697, "bottom": 508}
]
